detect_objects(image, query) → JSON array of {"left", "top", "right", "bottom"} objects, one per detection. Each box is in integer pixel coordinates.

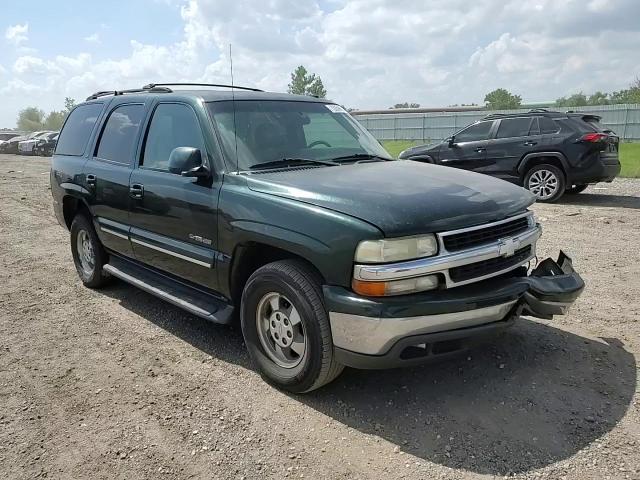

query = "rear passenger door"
[
  {"left": 127, "top": 102, "right": 220, "bottom": 291},
  {"left": 84, "top": 103, "right": 145, "bottom": 258},
  {"left": 485, "top": 117, "right": 542, "bottom": 181}
]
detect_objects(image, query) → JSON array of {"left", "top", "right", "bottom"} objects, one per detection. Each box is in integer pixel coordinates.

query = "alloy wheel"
[
  {"left": 256, "top": 292, "right": 307, "bottom": 368},
  {"left": 528, "top": 169, "right": 559, "bottom": 200},
  {"left": 76, "top": 229, "right": 95, "bottom": 276}
]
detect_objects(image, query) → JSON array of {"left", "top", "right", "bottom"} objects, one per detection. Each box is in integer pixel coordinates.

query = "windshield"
[{"left": 207, "top": 100, "right": 391, "bottom": 171}]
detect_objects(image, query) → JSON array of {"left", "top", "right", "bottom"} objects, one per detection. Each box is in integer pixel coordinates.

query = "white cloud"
[
  {"left": 84, "top": 33, "right": 101, "bottom": 44},
  {"left": 5, "top": 23, "right": 29, "bottom": 46},
  {"left": 1, "top": 0, "right": 640, "bottom": 127}
]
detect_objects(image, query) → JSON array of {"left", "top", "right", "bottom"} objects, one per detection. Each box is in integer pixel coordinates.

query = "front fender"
[{"left": 217, "top": 176, "right": 382, "bottom": 294}]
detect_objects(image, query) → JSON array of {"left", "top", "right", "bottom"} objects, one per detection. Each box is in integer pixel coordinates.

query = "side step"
[{"left": 103, "top": 256, "right": 234, "bottom": 324}]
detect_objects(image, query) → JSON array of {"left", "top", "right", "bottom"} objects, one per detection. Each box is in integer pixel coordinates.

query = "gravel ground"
[{"left": 1, "top": 154, "right": 639, "bottom": 480}]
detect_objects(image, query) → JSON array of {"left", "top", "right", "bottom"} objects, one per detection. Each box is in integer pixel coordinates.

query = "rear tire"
[
  {"left": 240, "top": 259, "right": 344, "bottom": 393},
  {"left": 565, "top": 184, "right": 588, "bottom": 194},
  {"left": 70, "top": 214, "right": 110, "bottom": 288},
  {"left": 524, "top": 164, "right": 566, "bottom": 202}
]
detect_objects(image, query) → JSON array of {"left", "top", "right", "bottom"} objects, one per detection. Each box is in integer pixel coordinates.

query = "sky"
[{"left": 1, "top": 0, "right": 640, "bottom": 128}]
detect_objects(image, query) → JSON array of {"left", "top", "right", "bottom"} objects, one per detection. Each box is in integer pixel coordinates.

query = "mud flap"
[{"left": 521, "top": 251, "right": 585, "bottom": 320}]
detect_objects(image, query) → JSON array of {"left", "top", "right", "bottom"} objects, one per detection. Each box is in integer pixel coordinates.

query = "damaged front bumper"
[{"left": 324, "top": 252, "right": 584, "bottom": 369}]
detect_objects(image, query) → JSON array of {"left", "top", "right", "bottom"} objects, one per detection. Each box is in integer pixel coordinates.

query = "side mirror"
[
  {"left": 168, "top": 147, "right": 209, "bottom": 177},
  {"left": 447, "top": 136, "right": 456, "bottom": 147}
]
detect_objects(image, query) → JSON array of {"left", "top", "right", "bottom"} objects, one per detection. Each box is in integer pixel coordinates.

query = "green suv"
[{"left": 50, "top": 83, "right": 584, "bottom": 392}]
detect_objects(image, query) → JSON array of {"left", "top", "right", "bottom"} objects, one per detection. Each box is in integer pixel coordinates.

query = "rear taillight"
[{"left": 580, "top": 132, "right": 608, "bottom": 143}]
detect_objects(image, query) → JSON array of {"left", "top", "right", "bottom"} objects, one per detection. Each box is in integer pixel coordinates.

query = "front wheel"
[
  {"left": 240, "top": 260, "right": 344, "bottom": 393},
  {"left": 524, "top": 164, "right": 566, "bottom": 202},
  {"left": 70, "top": 214, "right": 110, "bottom": 288}
]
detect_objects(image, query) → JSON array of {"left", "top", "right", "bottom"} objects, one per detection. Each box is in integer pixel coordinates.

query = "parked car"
[
  {"left": 18, "top": 131, "right": 55, "bottom": 155},
  {"left": 0, "top": 132, "right": 22, "bottom": 143},
  {"left": 398, "top": 109, "right": 621, "bottom": 202},
  {"left": 51, "top": 84, "right": 584, "bottom": 392},
  {"left": 1, "top": 134, "right": 30, "bottom": 154},
  {"left": 34, "top": 132, "right": 59, "bottom": 156}
]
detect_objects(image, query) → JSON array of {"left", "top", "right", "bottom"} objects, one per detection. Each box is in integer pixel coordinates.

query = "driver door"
[
  {"left": 128, "top": 102, "right": 221, "bottom": 290},
  {"left": 439, "top": 120, "right": 495, "bottom": 172}
]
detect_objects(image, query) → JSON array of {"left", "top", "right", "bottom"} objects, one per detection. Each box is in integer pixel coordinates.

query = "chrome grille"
[
  {"left": 443, "top": 216, "right": 530, "bottom": 252},
  {"left": 449, "top": 246, "right": 532, "bottom": 283}
]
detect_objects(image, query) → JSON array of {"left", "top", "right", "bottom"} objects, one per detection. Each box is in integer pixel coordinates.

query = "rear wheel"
[
  {"left": 240, "top": 260, "right": 344, "bottom": 393},
  {"left": 70, "top": 214, "right": 110, "bottom": 288},
  {"left": 565, "top": 184, "right": 589, "bottom": 194},
  {"left": 524, "top": 164, "right": 566, "bottom": 202}
]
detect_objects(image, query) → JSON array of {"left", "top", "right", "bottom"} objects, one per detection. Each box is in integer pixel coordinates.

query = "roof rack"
[
  {"left": 143, "top": 82, "right": 263, "bottom": 92},
  {"left": 86, "top": 85, "right": 172, "bottom": 101},
  {"left": 482, "top": 113, "right": 511, "bottom": 120}
]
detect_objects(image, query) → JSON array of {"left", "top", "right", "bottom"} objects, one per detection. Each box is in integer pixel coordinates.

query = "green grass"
[
  {"left": 620, "top": 142, "right": 640, "bottom": 178},
  {"left": 381, "top": 140, "right": 640, "bottom": 178},
  {"left": 381, "top": 140, "right": 424, "bottom": 159}
]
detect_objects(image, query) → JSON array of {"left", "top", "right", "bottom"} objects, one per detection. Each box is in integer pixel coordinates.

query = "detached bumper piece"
[
  {"left": 521, "top": 251, "right": 584, "bottom": 320},
  {"left": 326, "top": 251, "right": 584, "bottom": 369}
]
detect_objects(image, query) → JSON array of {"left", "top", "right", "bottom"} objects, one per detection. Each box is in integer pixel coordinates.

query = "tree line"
[
  {"left": 390, "top": 77, "right": 640, "bottom": 110},
  {"left": 17, "top": 97, "right": 76, "bottom": 132}
]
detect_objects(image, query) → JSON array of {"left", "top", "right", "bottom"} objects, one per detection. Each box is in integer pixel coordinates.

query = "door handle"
[
  {"left": 129, "top": 184, "right": 144, "bottom": 199},
  {"left": 86, "top": 174, "right": 97, "bottom": 186},
  {"left": 524, "top": 141, "right": 537, "bottom": 146},
  {"left": 475, "top": 147, "right": 486, "bottom": 153}
]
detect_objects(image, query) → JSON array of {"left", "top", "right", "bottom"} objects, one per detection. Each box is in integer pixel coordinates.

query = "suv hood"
[
  {"left": 246, "top": 161, "right": 535, "bottom": 236},
  {"left": 398, "top": 142, "right": 440, "bottom": 159}
]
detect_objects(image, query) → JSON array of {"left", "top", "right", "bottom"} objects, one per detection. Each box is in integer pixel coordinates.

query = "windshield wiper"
[
  {"left": 329, "top": 153, "right": 390, "bottom": 163},
  {"left": 249, "top": 157, "right": 339, "bottom": 170}
]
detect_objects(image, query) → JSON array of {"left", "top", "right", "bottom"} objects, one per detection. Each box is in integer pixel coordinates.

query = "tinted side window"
[
  {"left": 455, "top": 121, "right": 492, "bottom": 143},
  {"left": 539, "top": 117, "right": 559, "bottom": 134},
  {"left": 55, "top": 103, "right": 103, "bottom": 156},
  {"left": 96, "top": 104, "right": 144, "bottom": 164},
  {"left": 142, "top": 103, "right": 205, "bottom": 171},
  {"left": 496, "top": 118, "right": 533, "bottom": 138}
]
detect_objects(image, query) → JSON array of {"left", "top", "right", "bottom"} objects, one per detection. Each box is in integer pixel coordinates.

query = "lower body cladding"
[{"left": 324, "top": 252, "right": 584, "bottom": 369}]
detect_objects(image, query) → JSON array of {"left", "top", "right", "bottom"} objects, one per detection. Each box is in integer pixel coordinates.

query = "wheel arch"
[
  {"left": 517, "top": 152, "right": 570, "bottom": 184},
  {"left": 229, "top": 242, "right": 326, "bottom": 311},
  {"left": 61, "top": 195, "right": 92, "bottom": 230}
]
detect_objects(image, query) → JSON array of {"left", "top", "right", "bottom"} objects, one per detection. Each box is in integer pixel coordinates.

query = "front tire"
[
  {"left": 70, "top": 214, "right": 110, "bottom": 288},
  {"left": 240, "top": 260, "right": 344, "bottom": 393},
  {"left": 524, "top": 164, "right": 566, "bottom": 202}
]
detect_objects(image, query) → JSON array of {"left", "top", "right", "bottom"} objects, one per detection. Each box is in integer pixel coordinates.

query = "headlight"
[{"left": 355, "top": 234, "right": 438, "bottom": 263}]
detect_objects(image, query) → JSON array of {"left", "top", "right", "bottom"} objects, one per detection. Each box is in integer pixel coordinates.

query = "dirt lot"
[{"left": 1, "top": 154, "right": 639, "bottom": 480}]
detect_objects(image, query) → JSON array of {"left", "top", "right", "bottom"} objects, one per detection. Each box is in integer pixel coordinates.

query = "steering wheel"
[{"left": 308, "top": 140, "right": 332, "bottom": 148}]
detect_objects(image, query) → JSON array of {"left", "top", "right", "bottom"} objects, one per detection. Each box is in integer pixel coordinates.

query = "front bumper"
[{"left": 325, "top": 252, "right": 584, "bottom": 369}]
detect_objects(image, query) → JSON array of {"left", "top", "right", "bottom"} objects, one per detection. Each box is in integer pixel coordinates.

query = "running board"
[{"left": 103, "top": 257, "right": 233, "bottom": 324}]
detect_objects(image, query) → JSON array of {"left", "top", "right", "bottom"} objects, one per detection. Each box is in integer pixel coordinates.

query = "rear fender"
[{"left": 517, "top": 152, "right": 571, "bottom": 184}]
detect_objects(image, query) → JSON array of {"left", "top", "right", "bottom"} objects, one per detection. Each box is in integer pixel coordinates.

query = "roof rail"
[
  {"left": 142, "top": 82, "right": 263, "bottom": 92},
  {"left": 86, "top": 85, "right": 172, "bottom": 101},
  {"left": 482, "top": 112, "right": 511, "bottom": 119}
]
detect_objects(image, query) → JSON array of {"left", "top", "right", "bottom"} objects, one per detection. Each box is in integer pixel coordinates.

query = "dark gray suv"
[{"left": 398, "top": 110, "right": 621, "bottom": 202}]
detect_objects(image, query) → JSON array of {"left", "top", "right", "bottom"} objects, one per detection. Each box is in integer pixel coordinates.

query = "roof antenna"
[{"left": 230, "top": 43, "right": 239, "bottom": 173}]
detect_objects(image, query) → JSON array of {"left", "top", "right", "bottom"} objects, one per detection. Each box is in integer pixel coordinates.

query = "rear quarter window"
[
  {"left": 55, "top": 103, "right": 103, "bottom": 156},
  {"left": 539, "top": 117, "right": 560, "bottom": 134}
]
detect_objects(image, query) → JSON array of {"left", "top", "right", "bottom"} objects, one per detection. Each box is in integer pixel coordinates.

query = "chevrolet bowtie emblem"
[{"left": 498, "top": 237, "right": 520, "bottom": 257}]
